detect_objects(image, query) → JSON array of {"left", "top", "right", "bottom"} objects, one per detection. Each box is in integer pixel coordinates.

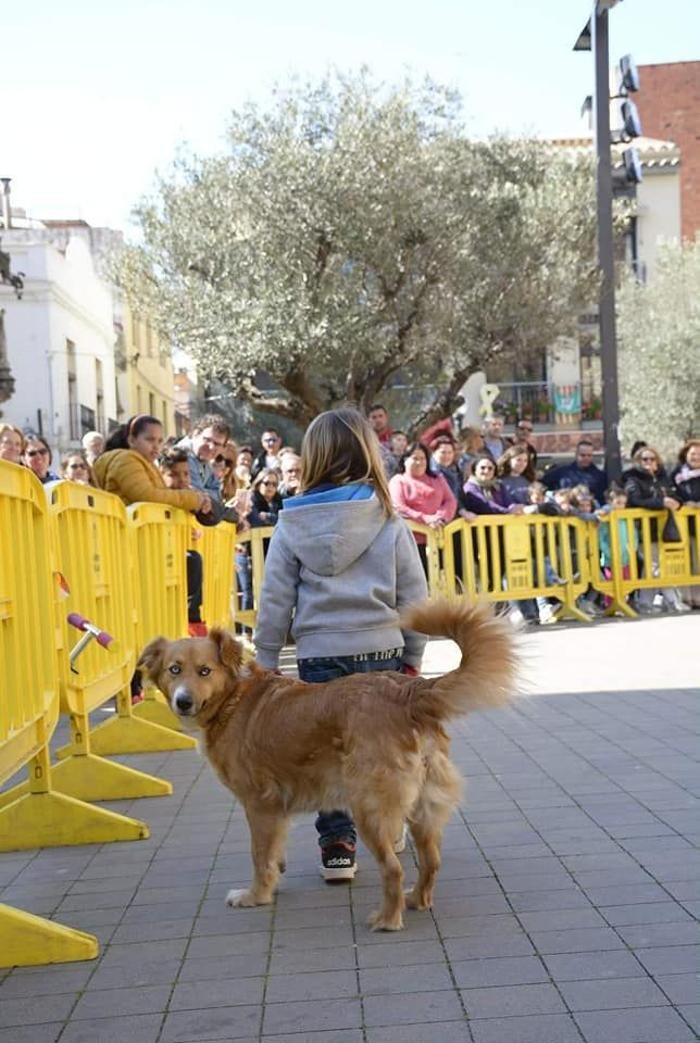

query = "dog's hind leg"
[
  {"left": 352, "top": 805, "right": 406, "bottom": 931},
  {"left": 226, "top": 806, "right": 290, "bottom": 909},
  {"left": 405, "top": 755, "right": 461, "bottom": 911}
]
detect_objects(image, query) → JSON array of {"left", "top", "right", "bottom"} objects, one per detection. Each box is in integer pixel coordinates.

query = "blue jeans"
[
  {"left": 235, "top": 550, "right": 253, "bottom": 612},
  {"left": 297, "top": 651, "right": 403, "bottom": 847}
]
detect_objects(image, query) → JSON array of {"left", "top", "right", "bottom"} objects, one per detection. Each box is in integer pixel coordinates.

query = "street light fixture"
[{"left": 573, "top": 0, "right": 628, "bottom": 483}]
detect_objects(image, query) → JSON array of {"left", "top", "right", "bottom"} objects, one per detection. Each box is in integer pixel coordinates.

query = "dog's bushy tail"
[{"left": 401, "top": 598, "right": 518, "bottom": 722}]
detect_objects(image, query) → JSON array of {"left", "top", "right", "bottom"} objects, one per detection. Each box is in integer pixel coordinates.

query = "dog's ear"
[
  {"left": 209, "top": 628, "right": 243, "bottom": 673},
  {"left": 137, "top": 637, "right": 168, "bottom": 683}
]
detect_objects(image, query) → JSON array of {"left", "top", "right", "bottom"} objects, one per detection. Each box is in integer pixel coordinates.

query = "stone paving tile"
[
  {"left": 71, "top": 984, "right": 171, "bottom": 1020},
  {"left": 572, "top": 1006, "right": 698, "bottom": 1042},
  {"left": 460, "top": 982, "right": 566, "bottom": 1019},
  {"left": 557, "top": 975, "right": 670, "bottom": 1011},
  {"left": 262, "top": 1033, "right": 363, "bottom": 1043},
  {"left": 366, "top": 1024, "right": 471, "bottom": 1043},
  {"left": 362, "top": 989, "right": 464, "bottom": 1027},
  {"left": 266, "top": 969, "right": 359, "bottom": 1003},
  {"left": 160, "top": 1003, "right": 262, "bottom": 1041},
  {"left": 262, "top": 997, "right": 363, "bottom": 1035},
  {"left": 0, "top": 991, "right": 78, "bottom": 1028},
  {"left": 469, "top": 1013, "right": 582, "bottom": 1043},
  {"left": 0, "top": 1026, "right": 63, "bottom": 1043}
]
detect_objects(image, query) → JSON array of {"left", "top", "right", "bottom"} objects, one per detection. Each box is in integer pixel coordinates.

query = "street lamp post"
[{"left": 575, "top": 1, "right": 623, "bottom": 483}]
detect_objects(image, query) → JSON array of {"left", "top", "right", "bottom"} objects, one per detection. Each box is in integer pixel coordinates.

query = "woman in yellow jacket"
[
  {"left": 94, "top": 415, "right": 214, "bottom": 697},
  {"left": 93, "top": 413, "right": 212, "bottom": 515}
]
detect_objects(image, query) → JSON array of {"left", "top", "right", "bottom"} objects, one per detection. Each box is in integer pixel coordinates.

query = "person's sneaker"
[
  {"left": 393, "top": 824, "right": 408, "bottom": 854},
  {"left": 320, "top": 840, "right": 357, "bottom": 882},
  {"left": 188, "top": 621, "right": 208, "bottom": 637}
]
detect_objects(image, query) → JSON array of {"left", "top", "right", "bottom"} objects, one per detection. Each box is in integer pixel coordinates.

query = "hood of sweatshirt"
[{"left": 275, "top": 495, "right": 388, "bottom": 576}]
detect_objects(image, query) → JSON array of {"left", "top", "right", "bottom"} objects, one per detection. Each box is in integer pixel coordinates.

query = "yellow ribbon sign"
[{"left": 479, "top": 383, "right": 500, "bottom": 417}]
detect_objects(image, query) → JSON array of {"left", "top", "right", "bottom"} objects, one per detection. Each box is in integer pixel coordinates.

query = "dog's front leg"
[{"left": 226, "top": 805, "right": 289, "bottom": 909}]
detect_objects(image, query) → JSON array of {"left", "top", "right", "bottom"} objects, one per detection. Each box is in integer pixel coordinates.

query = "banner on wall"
[{"left": 553, "top": 383, "right": 581, "bottom": 416}]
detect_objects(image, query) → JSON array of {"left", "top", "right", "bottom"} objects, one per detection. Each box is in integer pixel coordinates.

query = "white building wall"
[
  {"left": 0, "top": 232, "right": 117, "bottom": 453},
  {"left": 635, "top": 168, "right": 682, "bottom": 283}
]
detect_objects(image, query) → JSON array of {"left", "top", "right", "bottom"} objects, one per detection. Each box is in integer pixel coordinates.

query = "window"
[
  {"left": 66, "top": 339, "right": 79, "bottom": 440},
  {"left": 95, "top": 358, "right": 105, "bottom": 432}
]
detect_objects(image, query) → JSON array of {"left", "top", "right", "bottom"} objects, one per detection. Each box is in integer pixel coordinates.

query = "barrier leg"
[
  {"left": 0, "top": 789, "right": 149, "bottom": 848},
  {"left": 0, "top": 903, "right": 99, "bottom": 967},
  {"left": 48, "top": 709, "right": 172, "bottom": 800},
  {"left": 0, "top": 749, "right": 149, "bottom": 848}
]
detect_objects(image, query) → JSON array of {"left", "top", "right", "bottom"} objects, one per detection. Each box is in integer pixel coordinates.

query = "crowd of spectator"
[{"left": 2, "top": 406, "right": 699, "bottom": 624}]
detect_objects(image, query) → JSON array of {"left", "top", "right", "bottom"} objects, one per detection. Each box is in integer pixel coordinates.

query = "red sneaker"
[{"left": 188, "top": 622, "right": 208, "bottom": 637}]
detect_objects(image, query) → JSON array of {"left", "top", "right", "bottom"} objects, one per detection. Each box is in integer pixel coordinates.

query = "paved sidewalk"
[{"left": 0, "top": 617, "right": 698, "bottom": 1042}]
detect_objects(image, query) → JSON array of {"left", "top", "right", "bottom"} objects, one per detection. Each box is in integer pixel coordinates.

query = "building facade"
[
  {"left": 0, "top": 223, "right": 118, "bottom": 448},
  {"left": 115, "top": 300, "right": 176, "bottom": 434},
  {"left": 636, "top": 61, "right": 700, "bottom": 243}
]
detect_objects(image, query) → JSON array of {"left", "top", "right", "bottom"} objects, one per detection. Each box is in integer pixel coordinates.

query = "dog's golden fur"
[{"left": 138, "top": 598, "right": 518, "bottom": 931}]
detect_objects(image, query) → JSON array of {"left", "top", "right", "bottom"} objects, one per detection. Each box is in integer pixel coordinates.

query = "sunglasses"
[
  {"left": 260, "top": 480, "right": 278, "bottom": 487},
  {"left": 27, "top": 447, "right": 49, "bottom": 457},
  {"left": 214, "top": 454, "right": 235, "bottom": 465}
]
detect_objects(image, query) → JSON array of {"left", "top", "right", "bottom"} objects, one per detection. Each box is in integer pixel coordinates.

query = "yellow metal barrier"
[
  {"left": 428, "top": 515, "right": 593, "bottom": 622},
  {"left": 232, "top": 526, "right": 273, "bottom": 631},
  {"left": 36, "top": 483, "right": 175, "bottom": 794},
  {"left": 195, "top": 521, "right": 237, "bottom": 629},
  {"left": 596, "top": 506, "right": 699, "bottom": 613},
  {"left": 0, "top": 461, "right": 96, "bottom": 965},
  {"left": 128, "top": 503, "right": 196, "bottom": 743}
]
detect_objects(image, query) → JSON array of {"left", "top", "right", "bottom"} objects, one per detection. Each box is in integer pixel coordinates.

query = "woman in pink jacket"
[{"left": 389, "top": 441, "right": 457, "bottom": 574}]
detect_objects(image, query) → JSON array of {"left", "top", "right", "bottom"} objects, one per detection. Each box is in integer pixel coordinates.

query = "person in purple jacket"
[{"left": 463, "top": 456, "right": 524, "bottom": 516}]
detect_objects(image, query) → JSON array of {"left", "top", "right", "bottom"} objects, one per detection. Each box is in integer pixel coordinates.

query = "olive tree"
[
  {"left": 618, "top": 238, "right": 700, "bottom": 460},
  {"left": 116, "top": 73, "right": 599, "bottom": 429}
]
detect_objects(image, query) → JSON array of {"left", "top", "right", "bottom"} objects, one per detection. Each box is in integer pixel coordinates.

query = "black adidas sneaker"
[{"left": 320, "top": 840, "right": 357, "bottom": 882}]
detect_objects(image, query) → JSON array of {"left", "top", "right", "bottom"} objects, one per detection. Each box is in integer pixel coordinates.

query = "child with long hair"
[{"left": 254, "top": 406, "right": 428, "bottom": 881}]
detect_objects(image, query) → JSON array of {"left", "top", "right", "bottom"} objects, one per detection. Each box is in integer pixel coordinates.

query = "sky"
[{"left": 3, "top": 0, "right": 698, "bottom": 236}]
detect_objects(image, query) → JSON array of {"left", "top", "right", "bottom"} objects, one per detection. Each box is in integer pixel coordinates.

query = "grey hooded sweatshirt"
[{"left": 253, "top": 496, "right": 428, "bottom": 669}]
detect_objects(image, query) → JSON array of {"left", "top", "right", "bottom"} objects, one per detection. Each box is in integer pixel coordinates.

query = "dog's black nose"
[{"left": 175, "top": 691, "right": 194, "bottom": 714}]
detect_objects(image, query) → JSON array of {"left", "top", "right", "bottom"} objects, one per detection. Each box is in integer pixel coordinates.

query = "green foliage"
[
  {"left": 115, "top": 73, "right": 599, "bottom": 429},
  {"left": 618, "top": 238, "right": 700, "bottom": 459}
]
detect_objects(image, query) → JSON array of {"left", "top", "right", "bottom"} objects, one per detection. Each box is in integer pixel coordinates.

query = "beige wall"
[{"left": 121, "top": 302, "right": 176, "bottom": 435}]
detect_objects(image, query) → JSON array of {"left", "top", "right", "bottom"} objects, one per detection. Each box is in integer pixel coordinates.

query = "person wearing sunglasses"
[
  {"left": 624, "top": 445, "right": 689, "bottom": 614},
  {"left": 22, "top": 435, "right": 60, "bottom": 484},
  {"left": 249, "top": 468, "right": 283, "bottom": 527},
  {"left": 60, "top": 452, "right": 95, "bottom": 486},
  {"left": 250, "top": 429, "right": 283, "bottom": 480}
]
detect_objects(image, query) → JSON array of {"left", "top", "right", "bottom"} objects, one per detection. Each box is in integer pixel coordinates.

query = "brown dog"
[{"left": 138, "top": 598, "right": 518, "bottom": 931}]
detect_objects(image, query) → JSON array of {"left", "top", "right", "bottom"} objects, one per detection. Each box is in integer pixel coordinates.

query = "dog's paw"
[
  {"left": 368, "top": 908, "right": 404, "bottom": 932},
  {"left": 226, "top": 888, "right": 267, "bottom": 908},
  {"left": 404, "top": 888, "right": 432, "bottom": 911},
  {"left": 278, "top": 858, "right": 287, "bottom": 874}
]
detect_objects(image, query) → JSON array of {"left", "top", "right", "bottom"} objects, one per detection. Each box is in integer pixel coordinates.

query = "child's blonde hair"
[
  {"left": 300, "top": 407, "right": 394, "bottom": 518},
  {"left": 570, "top": 483, "right": 594, "bottom": 507}
]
